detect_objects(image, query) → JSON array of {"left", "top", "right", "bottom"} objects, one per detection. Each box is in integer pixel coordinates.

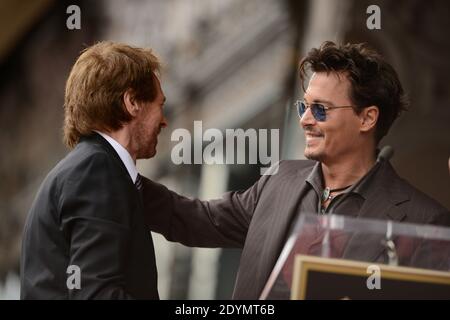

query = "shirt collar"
[
  {"left": 305, "top": 161, "right": 324, "bottom": 196},
  {"left": 305, "top": 161, "right": 369, "bottom": 199},
  {"left": 94, "top": 130, "right": 138, "bottom": 183}
]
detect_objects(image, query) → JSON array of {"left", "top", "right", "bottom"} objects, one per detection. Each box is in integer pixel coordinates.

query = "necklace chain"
[{"left": 321, "top": 185, "right": 352, "bottom": 203}]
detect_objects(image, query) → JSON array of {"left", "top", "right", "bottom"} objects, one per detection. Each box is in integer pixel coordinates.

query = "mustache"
[{"left": 303, "top": 126, "right": 323, "bottom": 136}]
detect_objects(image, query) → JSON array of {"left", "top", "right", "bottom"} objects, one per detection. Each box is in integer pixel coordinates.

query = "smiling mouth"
[
  {"left": 305, "top": 133, "right": 323, "bottom": 138},
  {"left": 304, "top": 128, "right": 323, "bottom": 137}
]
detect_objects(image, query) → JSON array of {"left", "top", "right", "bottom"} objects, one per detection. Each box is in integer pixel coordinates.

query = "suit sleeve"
[
  {"left": 59, "top": 153, "right": 136, "bottom": 299},
  {"left": 141, "top": 170, "right": 272, "bottom": 248}
]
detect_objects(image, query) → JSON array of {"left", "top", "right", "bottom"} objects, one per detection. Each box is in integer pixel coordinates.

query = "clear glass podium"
[{"left": 260, "top": 213, "right": 450, "bottom": 300}]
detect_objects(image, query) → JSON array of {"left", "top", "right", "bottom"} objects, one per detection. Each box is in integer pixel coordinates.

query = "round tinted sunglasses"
[{"left": 294, "top": 100, "right": 354, "bottom": 122}]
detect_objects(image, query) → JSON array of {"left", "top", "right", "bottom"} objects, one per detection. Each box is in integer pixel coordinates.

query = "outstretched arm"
[{"left": 141, "top": 174, "right": 271, "bottom": 248}]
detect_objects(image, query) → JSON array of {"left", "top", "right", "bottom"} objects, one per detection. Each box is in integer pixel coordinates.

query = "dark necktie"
[{"left": 135, "top": 173, "right": 143, "bottom": 192}]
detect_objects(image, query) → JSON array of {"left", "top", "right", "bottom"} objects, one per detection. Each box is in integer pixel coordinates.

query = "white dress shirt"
[{"left": 94, "top": 131, "right": 138, "bottom": 183}]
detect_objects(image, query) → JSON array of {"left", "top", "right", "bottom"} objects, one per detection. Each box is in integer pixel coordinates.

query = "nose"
[{"left": 299, "top": 106, "right": 316, "bottom": 128}]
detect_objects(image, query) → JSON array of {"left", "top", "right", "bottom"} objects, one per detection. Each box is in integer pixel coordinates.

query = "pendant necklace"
[{"left": 321, "top": 185, "right": 352, "bottom": 203}]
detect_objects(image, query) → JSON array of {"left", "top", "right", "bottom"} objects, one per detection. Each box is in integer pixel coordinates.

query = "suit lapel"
[
  {"left": 256, "top": 163, "right": 314, "bottom": 291},
  {"left": 83, "top": 133, "right": 132, "bottom": 182},
  {"left": 357, "top": 161, "right": 408, "bottom": 222},
  {"left": 343, "top": 162, "right": 410, "bottom": 262}
]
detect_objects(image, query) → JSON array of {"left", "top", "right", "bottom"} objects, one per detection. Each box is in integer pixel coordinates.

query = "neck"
[
  {"left": 101, "top": 127, "right": 137, "bottom": 163},
  {"left": 321, "top": 150, "right": 376, "bottom": 189}
]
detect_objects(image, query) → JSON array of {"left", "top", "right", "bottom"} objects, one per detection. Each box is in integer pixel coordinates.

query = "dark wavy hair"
[{"left": 299, "top": 41, "right": 409, "bottom": 142}]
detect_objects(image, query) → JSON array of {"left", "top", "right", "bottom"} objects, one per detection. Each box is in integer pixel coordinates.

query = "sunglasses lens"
[
  {"left": 296, "top": 101, "right": 305, "bottom": 118},
  {"left": 311, "top": 104, "right": 326, "bottom": 121},
  {"left": 296, "top": 102, "right": 327, "bottom": 121}
]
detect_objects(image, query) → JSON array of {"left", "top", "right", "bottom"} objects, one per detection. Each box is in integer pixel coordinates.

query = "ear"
[
  {"left": 123, "top": 89, "right": 140, "bottom": 117},
  {"left": 359, "top": 105, "right": 379, "bottom": 133}
]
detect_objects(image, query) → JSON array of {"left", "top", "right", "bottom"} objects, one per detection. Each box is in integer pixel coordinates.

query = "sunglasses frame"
[{"left": 294, "top": 100, "right": 354, "bottom": 122}]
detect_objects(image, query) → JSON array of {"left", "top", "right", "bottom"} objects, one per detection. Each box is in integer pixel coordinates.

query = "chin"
[
  {"left": 138, "top": 147, "right": 156, "bottom": 160},
  {"left": 145, "top": 150, "right": 157, "bottom": 159},
  {"left": 304, "top": 147, "right": 322, "bottom": 161},
  {"left": 148, "top": 146, "right": 157, "bottom": 158},
  {"left": 140, "top": 138, "right": 158, "bottom": 159}
]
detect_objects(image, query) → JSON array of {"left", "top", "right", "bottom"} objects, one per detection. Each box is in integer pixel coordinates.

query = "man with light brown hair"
[{"left": 21, "top": 41, "right": 168, "bottom": 299}]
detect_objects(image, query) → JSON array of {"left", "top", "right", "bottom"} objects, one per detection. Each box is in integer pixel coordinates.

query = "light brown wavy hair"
[{"left": 63, "top": 41, "right": 161, "bottom": 148}]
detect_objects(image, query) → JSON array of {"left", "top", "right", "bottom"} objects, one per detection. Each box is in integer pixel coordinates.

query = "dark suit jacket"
[
  {"left": 21, "top": 133, "right": 158, "bottom": 299},
  {"left": 142, "top": 160, "right": 450, "bottom": 299}
]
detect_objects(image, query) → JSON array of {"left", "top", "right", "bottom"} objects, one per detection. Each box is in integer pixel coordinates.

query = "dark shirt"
[{"left": 304, "top": 162, "right": 366, "bottom": 216}]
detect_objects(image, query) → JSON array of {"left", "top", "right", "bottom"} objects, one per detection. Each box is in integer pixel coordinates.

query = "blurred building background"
[{"left": 0, "top": 0, "right": 449, "bottom": 299}]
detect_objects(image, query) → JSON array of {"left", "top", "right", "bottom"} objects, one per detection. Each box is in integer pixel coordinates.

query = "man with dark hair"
[
  {"left": 298, "top": 41, "right": 408, "bottom": 143},
  {"left": 21, "top": 41, "right": 168, "bottom": 299},
  {"left": 142, "top": 41, "right": 449, "bottom": 299}
]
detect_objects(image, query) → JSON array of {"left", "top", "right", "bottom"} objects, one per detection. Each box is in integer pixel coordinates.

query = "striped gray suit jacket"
[{"left": 142, "top": 160, "right": 450, "bottom": 299}]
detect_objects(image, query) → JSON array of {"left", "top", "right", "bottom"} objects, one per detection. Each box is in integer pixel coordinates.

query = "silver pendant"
[{"left": 322, "top": 187, "right": 331, "bottom": 202}]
